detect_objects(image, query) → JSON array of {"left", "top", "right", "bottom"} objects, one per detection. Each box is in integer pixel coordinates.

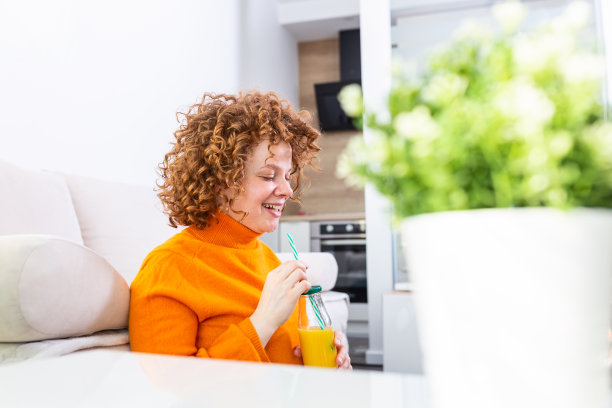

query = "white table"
[
  {"left": 0, "top": 350, "right": 429, "bottom": 407},
  {"left": 383, "top": 290, "right": 423, "bottom": 374}
]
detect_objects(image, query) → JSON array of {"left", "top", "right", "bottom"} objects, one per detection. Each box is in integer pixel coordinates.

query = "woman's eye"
[{"left": 261, "top": 176, "right": 274, "bottom": 181}]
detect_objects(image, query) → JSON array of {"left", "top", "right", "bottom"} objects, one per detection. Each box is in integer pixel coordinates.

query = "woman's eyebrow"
[{"left": 260, "top": 163, "right": 281, "bottom": 171}]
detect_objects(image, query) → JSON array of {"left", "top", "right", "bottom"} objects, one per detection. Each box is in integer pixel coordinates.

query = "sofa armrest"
[
  {"left": 321, "top": 291, "right": 349, "bottom": 335},
  {"left": 275, "top": 252, "right": 338, "bottom": 291}
]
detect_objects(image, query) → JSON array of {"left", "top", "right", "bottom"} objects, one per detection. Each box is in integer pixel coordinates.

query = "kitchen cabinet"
[
  {"left": 279, "top": 221, "right": 310, "bottom": 253},
  {"left": 259, "top": 229, "right": 280, "bottom": 252},
  {"left": 260, "top": 221, "right": 311, "bottom": 253}
]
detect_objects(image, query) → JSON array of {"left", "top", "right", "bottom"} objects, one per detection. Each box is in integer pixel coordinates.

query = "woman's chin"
[{"left": 262, "top": 220, "right": 281, "bottom": 233}]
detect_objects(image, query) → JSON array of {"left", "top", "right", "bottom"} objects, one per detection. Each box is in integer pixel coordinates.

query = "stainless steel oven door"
[{"left": 314, "top": 237, "right": 367, "bottom": 304}]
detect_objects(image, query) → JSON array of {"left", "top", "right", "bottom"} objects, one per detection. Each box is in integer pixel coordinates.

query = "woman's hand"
[
  {"left": 293, "top": 331, "right": 352, "bottom": 370},
  {"left": 333, "top": 331, "right": 352, "bottom": 370},
  {"left": 250, "top": 260, "right": 311, "bottom": 347}
]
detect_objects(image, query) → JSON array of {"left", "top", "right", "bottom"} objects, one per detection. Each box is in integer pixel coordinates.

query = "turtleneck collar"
[{"left": 187, "top": 211, "right": 262, "bottom": 249}]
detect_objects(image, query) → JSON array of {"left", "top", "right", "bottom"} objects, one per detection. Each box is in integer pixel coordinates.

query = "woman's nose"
[{"left": 276, "top": 178, "right": 293, "bottom": 197}]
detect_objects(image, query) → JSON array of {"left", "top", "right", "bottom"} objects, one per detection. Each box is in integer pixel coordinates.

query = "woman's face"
[{"left": 225, "top": 139, "right": 293, "bottom": 233}]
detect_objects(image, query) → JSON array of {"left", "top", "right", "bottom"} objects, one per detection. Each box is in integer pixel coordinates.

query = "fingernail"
[{"left": 338, "top": 357, "right": 344, "bottom": 364}]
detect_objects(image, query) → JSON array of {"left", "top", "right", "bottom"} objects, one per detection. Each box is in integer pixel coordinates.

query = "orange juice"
[{"left": 298, "top": 326, "right": 337, "bottom": 368}]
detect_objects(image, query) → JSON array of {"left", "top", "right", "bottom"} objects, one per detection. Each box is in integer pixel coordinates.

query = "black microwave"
[{"left": 314, "top": 80, "right": 361, "bottom": 132}]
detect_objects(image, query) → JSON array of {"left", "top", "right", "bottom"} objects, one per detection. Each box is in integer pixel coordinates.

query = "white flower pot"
[{"left": 401, "top": 208, "right": 612, "bottom": 408}]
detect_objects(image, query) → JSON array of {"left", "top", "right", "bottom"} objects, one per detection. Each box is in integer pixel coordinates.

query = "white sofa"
[{"left": 0, "top": 159, "right": 348, "bottom": 364}]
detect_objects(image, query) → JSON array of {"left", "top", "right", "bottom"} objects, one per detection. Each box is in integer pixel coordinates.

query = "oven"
[{"left": 310, "top": 220, "right": 367, "bottom": 321}]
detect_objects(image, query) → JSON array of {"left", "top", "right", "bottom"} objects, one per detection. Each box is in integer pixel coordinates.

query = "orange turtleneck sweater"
[{"left": 129, "top": 212, "right": 302, "bottom": 364}]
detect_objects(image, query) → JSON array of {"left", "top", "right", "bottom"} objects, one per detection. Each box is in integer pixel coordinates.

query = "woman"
[{"left": 129, "top": 91, "right": 351, "bottom": 369}]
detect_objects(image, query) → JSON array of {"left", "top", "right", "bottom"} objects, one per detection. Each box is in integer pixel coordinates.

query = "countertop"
[
  {"left": 0, "top": 349, "right": 429, "bottom": 407},
  {"left": 280, "top": 212, "right": 365, "bottom": 222}
]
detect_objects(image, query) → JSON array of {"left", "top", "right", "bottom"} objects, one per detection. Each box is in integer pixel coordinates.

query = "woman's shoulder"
[
  {"left": 146, "top": 227, "right": 197, "bottom": 256},
  {"left": 134, "top": 228, "right": 201, "bottom": 277}
]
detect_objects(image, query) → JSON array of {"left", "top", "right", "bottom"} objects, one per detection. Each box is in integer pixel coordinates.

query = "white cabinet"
[
  {"left": 382, "top": 290, "right": 423, "bottom": 374},
  {"left": 259, "top": 229, "right": 280, "bottom": 252},
  {"left": 279, "top": 221, "right": 310, "bottom": 253},
  {"left": 260, "top": 221, "right": 311, "bottom": 253}
]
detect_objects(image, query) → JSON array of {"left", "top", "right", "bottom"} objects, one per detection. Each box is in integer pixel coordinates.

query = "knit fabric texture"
[{"left": 129, "top": 212, "right": 301, "bottom": 364}]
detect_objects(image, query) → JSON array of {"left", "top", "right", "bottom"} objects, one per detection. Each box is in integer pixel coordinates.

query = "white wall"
[
  {"left": 0, "top": 0, "right": 297, "bottom": 186},
  {"left": 239, "top": 0, "right": 299, "bottom": 108}
]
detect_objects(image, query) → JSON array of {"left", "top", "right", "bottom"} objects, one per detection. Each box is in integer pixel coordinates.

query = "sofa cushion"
[
  {"left": 61, "top": 173, "right": 179, "bottom": 284},
  {"left": 0, "top": 235, "right": 129, "bottom": 342},
  {"left": 0, "top": 160, "right": 83, "bottom": 244}
]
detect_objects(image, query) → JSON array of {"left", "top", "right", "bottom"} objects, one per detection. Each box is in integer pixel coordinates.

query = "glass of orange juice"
[{"left": 298, "top": 285, "right": 337, "bottom": 368}]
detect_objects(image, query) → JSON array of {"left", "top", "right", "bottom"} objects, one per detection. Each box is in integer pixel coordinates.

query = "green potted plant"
[{"left": 338, "top": 2, "right": 612, "bottom": 407}]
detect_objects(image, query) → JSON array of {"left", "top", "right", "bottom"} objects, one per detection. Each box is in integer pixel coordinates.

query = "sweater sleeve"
[
  {"left": 130, "top": 284, "right": 271, "bottom": 362},
  {"left": 198, "top": 319, "right": 270, "bottom": 362},
  {"left": 129, "top": 256, "right": 271, "bottom": 362}
]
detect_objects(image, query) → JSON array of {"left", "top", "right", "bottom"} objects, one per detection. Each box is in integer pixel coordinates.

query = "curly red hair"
[{"left": 158, "top": 91, "right": 321, "bottom": 229}]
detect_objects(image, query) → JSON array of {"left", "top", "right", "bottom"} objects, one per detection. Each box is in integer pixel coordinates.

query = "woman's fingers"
[
  {"left": 291, "top": 279, "right": 311, "bottom": 297},
  {"left": 334, "top": 331, "right": 352, "bottom": 370},
  {"left": 333, "top": 331, "right": 348, "bottom": 352},
  {"left": 286, "top": 268, "right": 308, "bottom": 286},
  {"left": 274, "top": 260, "right": 308, "bottom": 279},
  {"left": 287, "top": 269, "right": 311, "bottom": 295},
  {"left": 280, "top": 261, "right": 310, "bottom": 295},
  {"left": 336, "top": 348, "right": 351, "bottom": 369}
]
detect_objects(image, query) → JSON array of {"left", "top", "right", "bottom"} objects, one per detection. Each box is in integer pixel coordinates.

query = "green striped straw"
[
  {"left": 286, "top": 233, "right": 325, "bottom": 330},
  {"left": 286, "top": 233, "right": 300, "bottom": 261}
]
